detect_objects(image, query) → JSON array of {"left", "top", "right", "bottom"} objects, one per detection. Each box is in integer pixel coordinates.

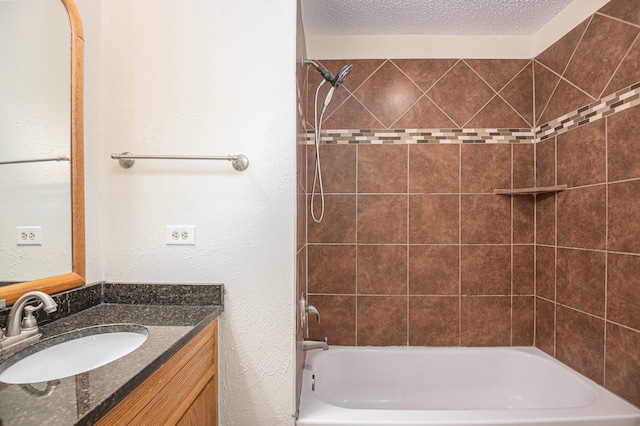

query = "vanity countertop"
[{"left": 0, "top": 282, "right": 223, "bottom": 426}]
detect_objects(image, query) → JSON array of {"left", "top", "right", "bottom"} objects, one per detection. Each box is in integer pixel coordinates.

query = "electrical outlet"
[
  {"left": 166, "top": 226, "right": 195, "bottom": 245},
  {"left": 16, "top": 226, "right": 42, "bottom": 245}
]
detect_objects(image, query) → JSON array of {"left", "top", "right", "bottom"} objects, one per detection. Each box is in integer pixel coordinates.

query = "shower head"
[
  {"left": 333, "top": 64, "right": 353, "bottom": 88},
  {"left": 305, "top": 59, "right": 353, "bottom": 88}
]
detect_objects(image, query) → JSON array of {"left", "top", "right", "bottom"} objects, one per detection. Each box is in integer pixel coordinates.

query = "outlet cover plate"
[
  {"left": 16, "top": 226, "right": 42, "bottom": 245},
  {"left": 166, "top": 225, "right": 195, "bottom": 245}
]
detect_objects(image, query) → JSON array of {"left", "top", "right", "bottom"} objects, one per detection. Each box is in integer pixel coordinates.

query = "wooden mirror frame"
[{"left": 0, "top": 0, "right": 85, "bottom": 306}]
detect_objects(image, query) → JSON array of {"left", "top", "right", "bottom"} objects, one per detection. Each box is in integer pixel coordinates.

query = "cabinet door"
[{"left": 177, "top": 377, "right": 217, "bottom": 426}]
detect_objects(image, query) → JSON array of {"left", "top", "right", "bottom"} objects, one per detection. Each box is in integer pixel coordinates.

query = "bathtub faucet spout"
[{"left": 303, "top": 337, "right": 328, "bottom": 351}]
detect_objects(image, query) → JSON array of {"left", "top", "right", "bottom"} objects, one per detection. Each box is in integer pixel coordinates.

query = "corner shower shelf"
[{"left": 493, "top": 185, "right": 567, "bottom": 195}]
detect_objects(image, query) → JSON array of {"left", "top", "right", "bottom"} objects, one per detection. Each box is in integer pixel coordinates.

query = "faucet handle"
[
  {"left": 306, "top": 304, "right": 320, "bottom": 323},
  {"left": 22, "top": 303, "right": 44, "bottom": 331}
]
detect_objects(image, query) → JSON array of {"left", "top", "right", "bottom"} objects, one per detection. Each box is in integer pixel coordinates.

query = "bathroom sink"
[{"left": 0, "top": 324, "right": 148, "bottom": 384}]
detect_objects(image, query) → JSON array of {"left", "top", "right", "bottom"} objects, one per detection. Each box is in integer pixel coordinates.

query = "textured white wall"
[{"left": 77, "top": 0, "right": 297, "bottom": 424}]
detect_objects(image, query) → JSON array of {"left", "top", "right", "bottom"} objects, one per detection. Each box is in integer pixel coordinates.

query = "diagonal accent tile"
[
  {"left": 392, "top": 59, "right": 458, "bottom": 92},
  {"left": 602, "top": 36, "right": 640, "bottom": 97},
  {"left": 466, "top": 95, "right": 530, "bottom": 128},
  {"left": 393, "top": 95, "right": 456, "bottom": 128},
  {"left": 427, "top": 61, "right": 495, "bottom": 127},
  {"left": 598, "top": 0, "right": 640, "bottom": 26},
  {"left": 323, "top": 95, "right": 383, "bottom": 129},
  {"left": 465, "top": 59, "right": 529, "bottom": 92},
  {"left": 353, "top": 61, "right": 423, "bottom": 128},
  {"left": 534, "top": 62, "right": 561, "bottom": 126},
  {"left": 564, "top": 14, "right": 639, "bottom": 98},
  {"left": 500, "top": 62, "right": 534, "bottom": 126},
  {"left": 536, "top": 18, "right": 589, "bottom": 76},
  {"left": 538, "top": 79, "right": 594, "bottom": 125}
]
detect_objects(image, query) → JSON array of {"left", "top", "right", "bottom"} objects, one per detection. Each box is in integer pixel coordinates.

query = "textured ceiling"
[{"left": 301, "top": 0, "right": 575, "bottom": 36}]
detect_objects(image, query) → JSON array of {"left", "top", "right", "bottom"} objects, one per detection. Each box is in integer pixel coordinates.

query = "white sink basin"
[{"left": 0, "top": 325, "right": 147, "bottom": 384}]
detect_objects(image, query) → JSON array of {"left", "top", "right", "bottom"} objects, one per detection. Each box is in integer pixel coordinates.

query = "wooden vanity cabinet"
[{"left": 97, "top": 318, "right": 218, "bottom": 426}]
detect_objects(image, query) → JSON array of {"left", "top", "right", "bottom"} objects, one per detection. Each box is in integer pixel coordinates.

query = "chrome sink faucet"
[{"left": 1, "top": 291, "right": 57, "bottom": 350}]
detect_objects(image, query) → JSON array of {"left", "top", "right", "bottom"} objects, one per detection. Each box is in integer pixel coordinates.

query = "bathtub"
[{"left": 297, "top": 346, "right": 640, "bottom": 426}]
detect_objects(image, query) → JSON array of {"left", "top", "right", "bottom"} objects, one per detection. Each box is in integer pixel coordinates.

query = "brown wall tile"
[
  {"left": 461, "top": 144, "right": 511, "bottom": 193},
  {"left": 563, "top": 14, "right": 639, "bottom": 99},
  {"left": 466, "top": 59, "right": 529, "bottom": 92},
  {"left": 603, "top": 38, "right": 640, "bottom": 96},
  {"left": 358, "top": 144, "right": 408, "bottom": 193},
  {"left": 536, "top": 245, "right": 556, "bottom": 301},
  {"left": 357, "top": 245, "right": 407, "bottom": 295},
  {"left": 461, "top": 194, "right": 511, "bottom": 244},
  {"left": 308, "top": 295, "right": 356, "bottom": 346},
  {"left": 538, "top": 79, "right": 594, "bottom": 126},
  {"left": 606, "top": 323, "right": 640, "bottom": 407},
  {"left": 513, "top": 196, "right": 535, "bottom": 244},
  {"left": 557, "top": 120, "right": 606, "bottom": 187},
  {"left": 409, "top": 296, "right": 460, "bottom": 346},
  {"left": 427, "top": 62, "right": 495, "bottom": 127},
  {"left": 513, "top": 245, "right": 534, "bottom": 295},
  {"left": 307, "top": 145, "right": 356, "bottom": 193},
  {"left": 536, "top": 193, "right": 556, "bottom": 245},
  {"left": 409, "top": 144, "right": 459, "bottom": 193},
  {"left": 357, "top": 195, "right": 407, "bottom": 243},
  {"left": 357, "top": 296, "right": 407, "bottom": 346},
  {"left": 535, "top": 298, "right": 556, "bottom": 356},
  {"left": 466, "top": 96, "right": 530, "bottom": 128},
  {"left": 460, "top": 245, "right": 511, "bottom": 295},
  {"left": 392, "top": 59, "right": 457, "bottom": 91},
  {"left": 556, "top": 248, "right": 605, "bottom": 316},
  {"left": 394, "top": 96, "right": 458, "bottom": 128},
  {"left": 607, "top": 253, "right": 640, "bottom": 331},
  {"left": 308, "top": 194, "right": 357, "bottom": 243},
  {"left": 460, "top": 296, "right": 511, "bottom": 346},
  {"left": 513, "top": 143, "right": 535, "bottom": 189},
  {"left": 409, "top": 245, "right": 459, "bottom": 295},
  {"left": 608, "top": 180, "right": 640, "bottom": 253},
  {"left": 536, "top": 137, "right": 556, "bottom": 188},
  {"left": 533, "top": 63, "right": 561, "bottom": 126},
  {"left": 323, "top": 96, "right": 383, "bottom": 129},
  {"left": 556, "top": 306, "right": 605, "bottom": 384},
  {"left": 536, "top": 19, "right": 589, "bottom": 76},
  {"left": 599, "top": 0, "right": 640, "bottom": 26},
  {"left": 608, "top": 105, "right": 640, "bottom": 182},
  {"left": 512, "top": 296, "right": 535, "bottom": 346},
  {"left": 409, "top": 194, "right": 459, "bottom": 244},
  {"left": 353, "top": 61, "right": 422, "bottom": 127},
  {"left": 557, "top": 186, "right": 606, "bottom": 249},
  {"left": 500, "top": 63, "right": 534, "bottom": 126},
  {"left": 308, "top": 245, "right": 356, "bottom": 294}
]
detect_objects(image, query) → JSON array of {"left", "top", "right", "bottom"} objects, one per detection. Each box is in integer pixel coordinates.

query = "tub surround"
[
  {"left": 0, "top": 282, "right": 223, "bottom": 425},
  {"left": 298, "top": 0, "right": 640, "bottom": 409}
]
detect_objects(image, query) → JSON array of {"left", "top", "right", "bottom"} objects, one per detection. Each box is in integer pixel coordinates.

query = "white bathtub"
[{"left": 297, "top": 346, "right": 640, "bottom": 426}]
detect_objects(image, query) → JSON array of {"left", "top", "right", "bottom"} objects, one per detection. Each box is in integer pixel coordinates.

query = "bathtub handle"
[{"left": 306, "top": 304, "right": 321, "bottom": 323}]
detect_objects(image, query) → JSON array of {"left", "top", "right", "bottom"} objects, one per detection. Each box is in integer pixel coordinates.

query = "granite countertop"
[{"left": 0, "top": 282, "right": 223, "bottom": 426}]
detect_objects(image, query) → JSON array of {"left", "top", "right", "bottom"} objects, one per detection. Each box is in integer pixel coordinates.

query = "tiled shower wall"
[
  {"left": 299, "top": 0, "right": 640, "bottom": 406},
  {"left": 533, "top": 0, "right": 640, "bottom": 407}
]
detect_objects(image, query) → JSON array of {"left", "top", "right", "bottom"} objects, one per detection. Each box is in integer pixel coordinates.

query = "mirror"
[{"left": 0, "top": 0, "right": 84, "bottom": 306}]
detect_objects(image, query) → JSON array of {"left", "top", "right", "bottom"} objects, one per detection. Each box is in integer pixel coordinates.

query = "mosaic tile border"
[
  {"left": 302, "top": 82, "right": 640, "bottom": 145},
  {"left": 305, "top": 128, "right": 535, "bottom": 145},
  {"left": 536, "top": 82, "right": 640, "bottom": 141}
]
